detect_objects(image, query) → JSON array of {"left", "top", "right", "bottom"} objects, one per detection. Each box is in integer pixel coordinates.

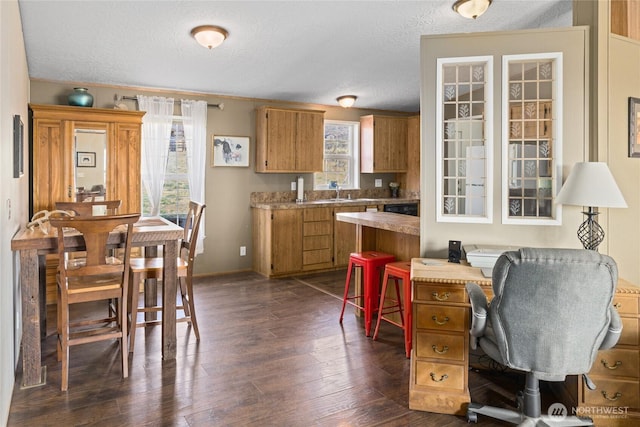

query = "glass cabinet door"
[{"left": 436, "top": 56, "right": 493, "bottom": 223}]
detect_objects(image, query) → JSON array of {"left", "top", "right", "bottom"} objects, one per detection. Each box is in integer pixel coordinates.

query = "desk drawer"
[
  {"left": 415, "top": 331, "right": 465, "bottom": 361},
  {"left": 590, "top": 348, "right": 639, "bottom": 378},
  {"left": 614, "top": 295, "right": 639, "bottom": 316},
  {"left": 415, "top": 305, "right": 467, "bottom": 332},
  {"left": 582, "top": 378, "right": 640, "bottom": 408},
  {"left": 414, "top": 284, "right": 466, "bottom": 304},
  {"left": 414, "top": 361, "right": 465, "bottom": 392},
  {"left": 619, "top": 317, "right": 640, "bottom": 347}
]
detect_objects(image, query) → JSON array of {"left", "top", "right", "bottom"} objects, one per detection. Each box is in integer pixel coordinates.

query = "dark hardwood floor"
[{"left": 8, "top": 270, "right": 522, "bottom": 426}]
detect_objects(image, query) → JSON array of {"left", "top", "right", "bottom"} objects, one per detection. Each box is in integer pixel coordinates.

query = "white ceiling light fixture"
[
  {"left": 453, "top": 0, "right": 492, "bottom": 19},
  {"left": 337, "top": 95, "right": 357, "bottom": 108},
  {"left": 191, "top": 25, "right": 228, "bottom": 49}
]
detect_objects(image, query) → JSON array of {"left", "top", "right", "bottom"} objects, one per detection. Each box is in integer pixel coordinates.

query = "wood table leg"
[
  {"left": 144, "top": 245, "right": 158, "bottom": 322},
  {"left": 161, "top": 239, "right": 177, "bottom": 360},
  {"left": 20, "top": 249, "right": 46, "bottom": 387}
]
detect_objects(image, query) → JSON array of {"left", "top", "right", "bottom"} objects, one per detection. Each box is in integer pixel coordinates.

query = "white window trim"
[
  {"left": 314, "top": 119, "right": 360, "bottom": 190},
  {"left": 501, "top": 52, "right": 563, "bottom": 226},
  {"left": 436, "top": 55, "right": 493, "bottom": 224}
]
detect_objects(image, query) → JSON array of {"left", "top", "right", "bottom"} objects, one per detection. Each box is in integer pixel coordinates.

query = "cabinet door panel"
[
  {"left": 272, "top": 210, "right": 303, "bottom": 273},
  {"left": 266, "top": 109, "right": 297, "bottom": 171},
  {"left": 110, "top": 123, "right": 142, "bottom": 213},
  {"left": 296, "top": 111, "right": 324, "bottom": 171},
  {"left": 32, "top": 119, "right": 73, "bottom": 213},
  {"left": 333, "top": 206, "right": 365, "bottom": 267}
]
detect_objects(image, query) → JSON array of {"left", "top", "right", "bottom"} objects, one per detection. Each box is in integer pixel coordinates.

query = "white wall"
[{"left": 0, "top": 0, "right": 31, "bottom": 424}]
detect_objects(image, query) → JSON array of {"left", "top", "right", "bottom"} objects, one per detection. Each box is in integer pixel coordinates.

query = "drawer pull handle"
[
  {"left": 613, "top": 302, "right": 621, "bottom": 310},
  {"left": 601, "top": 360, "right": 622, "bottom": 370},
  {"left": 602, "top": 391, "right": 622, "bottom": 401},
  {"left": 432, "top": 345, "right": 449, "bottom": 354},
  {"left": 432, "top": 292, "right": 450, "bottom": 301},
  {"left": 430, "top": 372, "right": 448, "bottom": 382},
  {"left": 432, "top": 315, "right": 449, "bottom": 325}
]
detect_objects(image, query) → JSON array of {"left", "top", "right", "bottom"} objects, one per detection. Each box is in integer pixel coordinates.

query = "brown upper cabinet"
[
  {"left": 611, "top": 0, "right": 640, "bottom": 41},
  {"left": 255, "top": 106, "right": 325, "bottom": 173},
  {"left": 360, "top": 115, "right": 408, "bottom": 173},
  {"left": 29, "top": 104, "right": 145, "bottom": 216}
]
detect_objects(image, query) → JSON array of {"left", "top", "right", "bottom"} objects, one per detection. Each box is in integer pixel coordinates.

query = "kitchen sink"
[{"left": 308, "top": 198, "right": 378, "bottom": 203}]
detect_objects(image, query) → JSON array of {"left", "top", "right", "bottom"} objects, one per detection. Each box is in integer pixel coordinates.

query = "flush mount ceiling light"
[
  {"left": 191, "top": 25, "right": 228, "bottom": 49},
  {"left": 453, "top": 0, "right": 492, "bottom": 19},
  {"left": 337, "top": 95, "right": 357, "bottom": 108}
]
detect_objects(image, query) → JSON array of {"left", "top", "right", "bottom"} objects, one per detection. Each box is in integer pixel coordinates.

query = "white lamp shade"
[
  {"left": 453, "top": 0, "right": 492, "bottom": 19},
  {"left": 556, "top": 162, "right": 627, "bottom": 208},
  {"left": 191, "top": 25, "right": 228, "bottom": 49}
]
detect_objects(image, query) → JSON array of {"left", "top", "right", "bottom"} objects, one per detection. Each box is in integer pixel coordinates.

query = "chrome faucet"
[{"left": 335, "top": 184, "right": 341, "bottom": 200}]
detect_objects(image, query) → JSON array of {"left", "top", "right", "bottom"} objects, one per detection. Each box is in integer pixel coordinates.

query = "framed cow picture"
[{"left": 212, "top": 135, "right": 250, "bottom": 167}]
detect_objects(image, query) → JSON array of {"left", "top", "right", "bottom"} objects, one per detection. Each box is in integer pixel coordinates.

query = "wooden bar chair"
[
  {"left": 372, "top": 261, "right": 413, "bottom": 358},
  {"left": 49, "top": 212, "right": 140, "bottom": 391},
  {"left": 128, "top": 201, "right": 206, "bottom": 352},
  {"left": 56, "top": 199, "right": 124, "bottom": 316},
  {"left": 56, "top": 200, "right": 121, "bottom": 217}
]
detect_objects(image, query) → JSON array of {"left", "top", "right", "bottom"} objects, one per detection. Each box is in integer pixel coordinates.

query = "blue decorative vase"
[{"left": 68, "top": 87, "right": 94, "bottom": 107}]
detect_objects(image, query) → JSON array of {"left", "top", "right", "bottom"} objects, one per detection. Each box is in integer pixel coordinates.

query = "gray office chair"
[{"left": 466, "top": 248, "right": 622, "bottom": 426}]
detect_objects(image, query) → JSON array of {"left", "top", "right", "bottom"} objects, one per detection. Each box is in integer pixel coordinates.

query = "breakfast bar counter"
[
  {"left": 336, "top": 211, "right": 420, "bottom": 261},
  {"left": 335, "top": 211, "right": 420, "bottom": 236}
]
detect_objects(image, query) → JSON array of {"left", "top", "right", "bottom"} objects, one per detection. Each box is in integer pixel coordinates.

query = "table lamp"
[{"left": 555, "top": 162, "right": 627, "bottom": 251}]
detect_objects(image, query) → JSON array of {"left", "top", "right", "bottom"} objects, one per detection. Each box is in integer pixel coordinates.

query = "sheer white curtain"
[
  {"left": 181, "top": 99, "right": 207, "bottom": 253},
  {"left": 137, "top": 95, "right": 175, "bottom": 216}
]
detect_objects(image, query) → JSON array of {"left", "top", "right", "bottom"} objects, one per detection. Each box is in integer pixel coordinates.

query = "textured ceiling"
[{"left": 18, "top": 0, "right": 572, "bottom": 112}]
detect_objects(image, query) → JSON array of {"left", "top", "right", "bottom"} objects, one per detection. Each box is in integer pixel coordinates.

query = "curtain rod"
[{"left": 114, "top": 94, "right": 224, "bottom": 110}]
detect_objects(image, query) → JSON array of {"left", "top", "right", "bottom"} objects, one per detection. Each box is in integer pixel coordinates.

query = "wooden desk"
[
  {"left": 409, "top": 258, "right": 640, "bottom": 426},
  {"left": 11, "top": 217, "right": 183, "bottom": 388}
]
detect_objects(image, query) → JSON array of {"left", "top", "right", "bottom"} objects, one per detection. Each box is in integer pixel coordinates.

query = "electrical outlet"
[
  {"left": 291, "top": 181, "right": 297, "bottom": 191},
  {"left": 240, "top": 246, "right": 246, "bottom": 256},
  {"left": 375, "top": 179, "right": 382, "bottom": 188}
]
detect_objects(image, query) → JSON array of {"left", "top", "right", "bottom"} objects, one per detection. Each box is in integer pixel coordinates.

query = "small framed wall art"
[
  {"left": 629, "top": 97, "right": 640, "bottom": 158},
  {"left": 13, "top": 115, "right": 24, "bottom": 178},
  {"left": 212, "top": 135, "right": 250, "bottom": 167},
  {"left": 77, "top": 151, "right": 96, "bottom": 167}
]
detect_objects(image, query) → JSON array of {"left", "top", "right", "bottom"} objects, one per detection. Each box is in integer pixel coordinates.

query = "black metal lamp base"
[{"left": 577, "top": 210, "right": 604, "bottom": 251}]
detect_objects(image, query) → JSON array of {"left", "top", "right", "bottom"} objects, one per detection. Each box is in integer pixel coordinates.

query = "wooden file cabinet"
[
  {"left": 409, "top": 259, "right": 489, "bottom": 415},
  {"left": 410, "top": 259, "right": 640, "bottom": 426},
  {"left": 576, "top": 285, "right": 640, "bottom": 426}
]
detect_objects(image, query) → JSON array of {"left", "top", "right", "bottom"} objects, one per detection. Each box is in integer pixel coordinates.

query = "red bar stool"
[
  {"left": 372, "top": 261, "right": 412, "bottom": 358},
  {"left": 339, "top": 251, "right": 396, "bottom": 336}
]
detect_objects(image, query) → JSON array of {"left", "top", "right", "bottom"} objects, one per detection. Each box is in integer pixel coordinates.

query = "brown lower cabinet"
[{"left": 252, "top": 205, "right": 364, "bottom": 278}]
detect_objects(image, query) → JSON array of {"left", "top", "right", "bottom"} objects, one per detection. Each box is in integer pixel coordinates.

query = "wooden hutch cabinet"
[
  {"left": 360, "top": 115, "right": 408, "bottom": 173},
  {"left": 255, "top": 106, "right": 325, "bottom": 173},
  {"left": 29, "top": 104, "right": 145, "bottom": 216},
  {"left": 29, "top": 104, "right": 145, "bottom": 305}
]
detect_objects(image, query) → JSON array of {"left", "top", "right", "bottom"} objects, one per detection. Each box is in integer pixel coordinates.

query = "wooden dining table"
[{"left": 10, "top": 216, "right": 183, "bottom": 388}]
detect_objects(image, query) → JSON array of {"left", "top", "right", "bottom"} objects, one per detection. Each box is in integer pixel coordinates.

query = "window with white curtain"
[
  {"left": 142, "top": 119, "right": 190, "bottom": 225},
  {"left": 139, "top": 97, "right": 207, "bottom": 252}
]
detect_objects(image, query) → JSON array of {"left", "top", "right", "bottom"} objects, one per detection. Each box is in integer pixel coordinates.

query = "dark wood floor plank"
[{"left": 9, "top": 270, "right": 519, "bottom": 426}]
